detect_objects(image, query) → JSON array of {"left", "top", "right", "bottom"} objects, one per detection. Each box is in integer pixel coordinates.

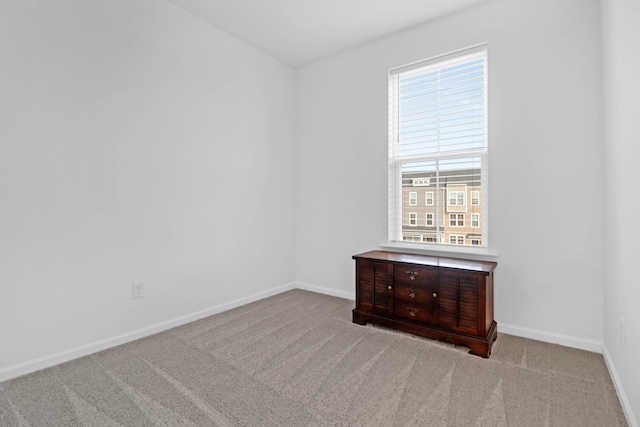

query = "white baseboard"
[
  {"left": 292, "top": 284, "right": 605, "bottom": 353},
  {"left": 295, "top": 281, "right": 355, "bottom": 301},
  {"left": 0, "top": 282, "right": 296, "bottom": 383},
  {"left": 293, "top": 284, "right": 606, "bottom": 354},
  {"left": 498, "top": 323, "right": 603, "bottom": 353},
  {"left": 602, "top": 345, "right": 638, "bottom": 427},
  {"left": 0, "top": 281, "right": 616, "bottom": 395}
]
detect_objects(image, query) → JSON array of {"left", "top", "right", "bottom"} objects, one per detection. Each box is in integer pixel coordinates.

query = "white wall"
[
  {"left": 0, "top": 0, "right": 296, "bottom": 376},
  {"left": 3, "top": 0, "right": 628, "bottom": 404},
  {"left": 295, "top": 0, "right": 605, "bottom": 347},
  {"left": 602, "top": 0, "right": 640, "bottom": 424}
]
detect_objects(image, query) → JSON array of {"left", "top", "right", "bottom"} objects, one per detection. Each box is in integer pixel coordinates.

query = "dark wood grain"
[
  {"left": 353, "top": 250, "right": 496, "bottom": 273},
  {"left": 352, "top": 251, "right": 497, "bottom": 358}
]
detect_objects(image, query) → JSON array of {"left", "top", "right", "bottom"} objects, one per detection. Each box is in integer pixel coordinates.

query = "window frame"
[
  {"left": 471, "top": 190, "right": 480, "bottom": 206},
  {"left": 425, "top": 212, "right": 434, "bottom": 226},
  {"left": 471, "top": 213, "right": 480, "bottom": 228},
  {"left": 388, "top": 44, "right": 489, "bottom": 250},
  {"left": 449, "top": 234, "right": 465, "bottom": 245},
  {"left": 425, "top": 191, "right": 434, "bottom": 206},
  {"left": 448, "top": 191, "right": 466, "bottom": 207},
  {"left": 408, "top": 212, "right": 417, "bottom": 226},
  {"left": 449, "top": 214, "right": 465, "bottom": 227}
]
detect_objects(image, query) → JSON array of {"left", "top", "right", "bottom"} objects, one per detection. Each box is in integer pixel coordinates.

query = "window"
[
  {"left": 449, "top": 214, "right": 464, "bottom": 227},
  {"left": 409, "top": 212, "right": 417, "bottom": 226},
  {"left": 425, "top": 191, "right": 434, "bottom": 206},
  {"left": 409, "top": 191, "right": 417, "bottom": 206},
  {"left": 448, "top": 191, "right": 465, "bottom": 207},
  {"left": 403, "top": 235, "right": 422, "bottom": 242},
  {"left": 426, "top": 212, "right": 434, "bottom": 226},
  {"left": 471, "top": 191, "right": 480, "bottom": 206},
  {"left": 471, "top": 213, "right": 480, "bottom": 228},
  {"left": 388, "top": 45, "right": 488, "bottom": 247},
  {"left": 412, "top": 178, "right": 430, "bottom": 186},
  {"left": 449, "top": 234, "right": 465, "bottom": 245}
]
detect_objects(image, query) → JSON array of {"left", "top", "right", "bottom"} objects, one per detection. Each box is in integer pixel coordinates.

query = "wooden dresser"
[{"left": 352, "top": 250, "right": 497, "bottom": 358}]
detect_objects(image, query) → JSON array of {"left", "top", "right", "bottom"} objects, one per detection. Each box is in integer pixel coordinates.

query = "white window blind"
[{"left": 388, "top": 45, "right": 488, "bottom": 247}]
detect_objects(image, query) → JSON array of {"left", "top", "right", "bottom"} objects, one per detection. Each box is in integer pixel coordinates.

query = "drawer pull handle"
[
  {"left": 407, "top": 290, "right": 419, "bottom": 298},
  {"left": 407, "top": 308, "right": 419, "bottom": 317},
  {"left": 406, "top": 270, "right": 419, "bottom": 280},
  {"left": 432, "top": 292, "right": 438, "bottom": 298},
  {"left": 388, "top": 285, "right": 392, "bottom": 290}
]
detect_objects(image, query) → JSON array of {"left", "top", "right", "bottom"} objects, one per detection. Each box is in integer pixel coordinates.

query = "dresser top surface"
[{"left": 353, "top": 250, "right": 496, "bottom": 273}]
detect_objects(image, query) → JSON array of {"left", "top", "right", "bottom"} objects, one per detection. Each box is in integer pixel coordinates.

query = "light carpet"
[{"left": 0, "top": 289, "right": 627, "bottom": 426}]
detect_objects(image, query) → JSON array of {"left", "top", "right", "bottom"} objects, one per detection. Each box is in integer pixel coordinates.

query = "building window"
[
  {"left": 471, "top": 213, "right": 480, "bottom": 228},
  {"left": 409, "top": 192, "right": 417, "bottom": 206},
  {"left": 403, "top": 235, "right": 422, "bottom": 242},
  {"left": 426, "top": 212, "right": 434, "bottom": 226},
  {"left": 425, "top": 191, "right": 434, "bottom": 206},
  {"left": 471, "top": 191, "right": 480, "bottom": 206},
  {"left": 389, "top": 45, "right": 488, "bottom": 247},
  {"left": 412, "top": 178, "right": 430, "bottom": 186},
  {"left": 449, "top": 214, "right": 464, "bottom": 227},
  {"left": 448, "top": 191, "right": 465, "bottom": 207},
  {"left": 471, "top": 239, "right": 481, "bottom": 245},
  {"left": 409, "top": 212, "right": 417, "bottom": 226},
  {"left": 449, "top": 235, "right": 465, "bottom": 245}
]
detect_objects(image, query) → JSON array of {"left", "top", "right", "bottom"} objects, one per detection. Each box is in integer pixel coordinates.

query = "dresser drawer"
[
  {"left": 393, "top": 300, "right": 434, "bottom": 324},
  {"left": 393, "top": 264, "right": 437, "bottom": 287},
  {"left": 393, "top": 281, "right": 431, "bottom": 305}
]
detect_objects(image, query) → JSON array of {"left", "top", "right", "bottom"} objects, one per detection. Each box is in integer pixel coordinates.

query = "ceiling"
[{"left": 165, "top": 0, "right": 488, "bottom": 68}]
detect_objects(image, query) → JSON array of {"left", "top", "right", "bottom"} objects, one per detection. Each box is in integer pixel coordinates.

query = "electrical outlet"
[
  {"left": 621, "top": 316, "right": 626, "bottom": 345},
  {"left": 132, "top": 281, "right": 144, "bottom": 299}
]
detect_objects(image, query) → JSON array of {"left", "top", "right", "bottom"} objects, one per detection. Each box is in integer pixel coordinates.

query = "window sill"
[{"left": 380, "top": 242, "right": 498, "bottom": 262}]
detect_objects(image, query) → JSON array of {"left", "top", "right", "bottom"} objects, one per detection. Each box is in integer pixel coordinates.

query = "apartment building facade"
[{"left": 401, "top": 168, "right": 482, "bottom": 246}]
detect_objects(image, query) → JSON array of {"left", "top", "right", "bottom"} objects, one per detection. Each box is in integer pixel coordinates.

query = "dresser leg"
[
  {"left": 352, "top": 309, "right": 367, "bottom": 325},
  {"left": 467, "top": 342, "right": 490, "bottom": 358}
]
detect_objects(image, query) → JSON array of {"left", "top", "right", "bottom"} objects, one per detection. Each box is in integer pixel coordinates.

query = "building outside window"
[
  {"left": 425, "top": 191, "right": 434, "bottom": 206},
  {"left": 409, "top": 212, "right": 417, "bottom": 226},
  {"left": 471, "top": 191, "right": 480, "bottom": 206},
  {"left": 471, "top": 213, "right": 480, "bottom": 228},
  {"left": 409, "top": 191, "right": 417, "bottom": 206},
  {"left": 449, "top": 234, "right": 465, "bottom": 245},
  {"left": 448, "top": 191, "right": 465, "bottom": 207},
  {"left": 449, "top": 214, "right": 465, "bottom": 227},
  {"left": 426, "top": 212, "right": 434, "bottom": 226}
]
